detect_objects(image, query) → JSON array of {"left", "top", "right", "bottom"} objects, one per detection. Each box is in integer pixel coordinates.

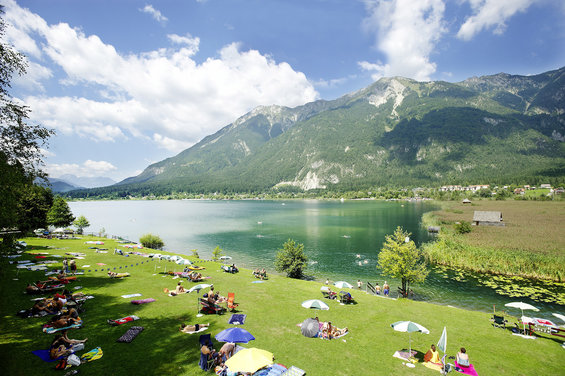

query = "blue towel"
[
  {"left": 228, "top": 314, "right": 246, "bottom": 325},
  {"left": 31, "top": 349, "right": 62, "bottom": 362}
]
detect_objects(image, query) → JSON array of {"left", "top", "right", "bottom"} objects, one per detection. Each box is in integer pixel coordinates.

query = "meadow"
[
  {"left": 0, "top": 236, "right": 564, "bottom": 376},
  {"left": 422, "top": 200, "right": 565, "bottom": 281}
]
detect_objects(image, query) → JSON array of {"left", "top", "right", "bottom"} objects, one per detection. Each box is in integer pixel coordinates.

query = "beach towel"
[
  {"left": 96, "top": 263, "right": 106, "bottom": 266},
  {"left": 117, "top": 326, "right": 144, "bottom": 343},
  {"left": 131, "top": 298, "right": 155, "bottom": 304},
  {"left": 121, "top": 293, "right": 141, "bottom": 298},
  {"left": 393, "top": 350, "right": 417, "bottom": 361},
  {"left": 423, "top": 362, "right": 443, "bottom": 372},
  {"left": 108, "top": 315, "right": 139, "bottom": 326},
  {"left": 281, "top": 366, "right": 305, "bottom": 376},
  {"left": 31, "top": 349, "right": 63, "bottom": 362},
  {"left": 228, "top": 314, "right": 247, "bottom": 325},
  {"left": 43, "top": 321, "right": 82, "bottom": 334},
  {"left": 455, "top": 361, "right": 479, "bottom": 376},
  {"left": 252, "top": 280, "right": 264, "bottom": 284},
  {"left": 81, "top": 347, "right": 103, "bottom": 362}
]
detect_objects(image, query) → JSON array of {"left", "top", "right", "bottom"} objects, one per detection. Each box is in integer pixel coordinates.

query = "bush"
[
  {"left": 139, "top": 233, "right": 164, "bottom": 250},
  {"left": 455, "top": 221, "right": 472, "bottom": 234}
]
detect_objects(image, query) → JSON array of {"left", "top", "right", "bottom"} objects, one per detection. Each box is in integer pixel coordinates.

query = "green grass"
[{"left": 1, "top": 236, "right": 564, "bottom": 375}]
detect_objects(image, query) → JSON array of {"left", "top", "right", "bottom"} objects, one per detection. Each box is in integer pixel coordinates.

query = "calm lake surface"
[{"left": 69, "top": 199, "right": 564, "bottom": 318}]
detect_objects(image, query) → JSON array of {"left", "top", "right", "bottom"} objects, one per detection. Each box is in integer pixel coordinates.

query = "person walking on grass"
[
  {"left": 383, "top": 281, "right": 390, "bottom": 296},
  {"left": 357, "top": 279, "right": 362, "bottom": 289}
]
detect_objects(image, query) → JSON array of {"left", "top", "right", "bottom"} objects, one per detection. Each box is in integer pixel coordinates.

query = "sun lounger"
[{"left": 199, "top": 298, "right": 225, "bottom": 315}]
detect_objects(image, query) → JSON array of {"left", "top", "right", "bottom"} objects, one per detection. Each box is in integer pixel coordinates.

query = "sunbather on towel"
[
  {"left": 49, "top": 308, "right": 81, "bottom": 328},
  {"left": 457, "top": 347, "right": 470, "bottom": 367},
  {"left": 175, "top": 282, "right": 185, "bottom": 294},
  {"left": 179, "top": 323, "right": 210, "bottom": 333},
  {"left": 32, "top": 299, "right": 58, "bottom": 315}
]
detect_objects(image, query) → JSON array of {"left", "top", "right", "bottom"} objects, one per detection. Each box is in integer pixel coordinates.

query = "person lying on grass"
[
  {"left": 49, "top": 330, "right": 87, "bottom": 359},
  {"left": 179, "top": 323, "right": 210, "bottom": 333},
  {"left": 189, "top": 272, "right": 203, "bottom": 281},
  {"left": 165, "top": 282, "right": 186, "bottom": 295},
  {"left": 48, "top": 308, "right": 81, "bottom": 328},
  {"left": 32, "top": 299, "right": 58, "bottom": 315}
]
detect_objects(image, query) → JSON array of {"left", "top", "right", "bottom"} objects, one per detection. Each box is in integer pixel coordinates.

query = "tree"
[
  {"left": 377, "top": 227, "right": 429, "bottom": 297},
  {"left": 139, "top": 233, "right": 164, "bottom": 250},
  {"left": 0, "top": 6, "right": 53, "bottom": 251},
  {"left": 73, "top": 215, "right": 90, "bottom": 235},
  {"left": 16, "top": 184, "right": 53, "bottom": 232},
  {"left": 191, "top": 249, "right": 199, "bottom": 259},
  {"left": 274, "top": 239, "right": 308, "bottom": 279},
  {"left": 47, "top": 196, "right": 75, "bottom": 227},
  {"left": 212, "top": 246, "right": 223, "bottom": 261},
  {"left": 454, "top": 221, "right": 472, "bottom": 234}
]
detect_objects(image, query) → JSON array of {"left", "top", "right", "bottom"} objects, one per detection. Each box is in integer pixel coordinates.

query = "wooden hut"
[{"left": 472, "top": 211, "right": 504, "bottom": 226}]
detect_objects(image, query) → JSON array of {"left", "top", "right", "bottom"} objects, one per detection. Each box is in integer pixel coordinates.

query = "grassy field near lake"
[
  {"left": 422, "top": 200, "right": 565, "bottom": 281},
  {"left": 1, "top": 236, "right": 564, "bottom": 376}
]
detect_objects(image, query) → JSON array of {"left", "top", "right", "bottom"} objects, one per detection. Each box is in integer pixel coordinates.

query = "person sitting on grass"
[
  {"left": 330, "top": 325, "right": 348, "bottom": 339},
  {"left": 175, "top": 282, "right": 185, "bottom": 294},
  {"left": 189, "top": 272, "right": 203, "bottom": 281},
  {"left": 49, "top": 330, "right": 87, "bottom": 359},
  {"left": 49, "top": 308, "right": 81, "bottom": 328},
  {"left": 179, "top": 323, "right": 210, "bottom": 333},
  {"left": 32, "top": 299, "right": 58, "bottom": 315},
  {"left": 457, "top": 347, "right": 470, "bottom": 367},
  {"left": 424, "top": 344, "right": 440, "bottom": 363},
  {"left": 219, "top": 342, "right": 235, "bottom": 360}
]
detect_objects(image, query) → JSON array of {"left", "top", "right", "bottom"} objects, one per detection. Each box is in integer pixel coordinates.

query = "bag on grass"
[{"left": 67, "top": 354, "right": 81, "bottom": 366}]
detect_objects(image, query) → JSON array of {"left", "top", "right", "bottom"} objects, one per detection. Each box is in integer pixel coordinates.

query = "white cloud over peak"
[
  {"left": 360, "top": 0, "right": 446, "bottom": 81},
  {"left": 140, "top": 4, "right": 168, "bottom": 24},
  {"left": 46, "top": 160, "right": 117, "bottom": 178},
  {"left": 4, "top": 0, "right": 318, "bottom": 154},
  {"left": 457, "top": 0, "right": 537, "bottom": 41}
]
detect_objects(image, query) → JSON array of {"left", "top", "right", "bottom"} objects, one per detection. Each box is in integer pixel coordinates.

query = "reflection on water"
[{"left": 69, "top": 199, "right": 564, "bottom": 319}]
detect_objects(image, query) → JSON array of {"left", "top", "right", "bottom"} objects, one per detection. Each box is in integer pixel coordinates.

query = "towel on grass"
[
  {"left": 121, "top": 293, "right": 141, "bottom": 298},
  {"left": 423, "top": 362, "right": 443, "bottom": 372},
  {"left": 108, "top": 315, "right": 139, "bottom": 326},
  {"left": 393, "top": 350, "right": 417, "bottom": 361},
  {"left": 31, "top": 349, "right": 63, "bottom": 362},
  {"left": 96, "top": 263, "right": 106, "bottom": 266},
  {"left": 131, "top": 298, "right": 155, "bottom": 305},
  {"left": 43, "top": 322, "right": 82, "bottom": 334},
  {"left": 117, "top": 326, "right": 144, "bottom": 343},
  {"left": 228, "top": 314, "right": 246, "bottom": 325},
  {"left": 455, "top": 361, "right": 479, "bottom": 376}
]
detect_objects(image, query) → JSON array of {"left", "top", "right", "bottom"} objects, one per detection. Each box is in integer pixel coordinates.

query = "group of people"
[
  {"left": 425, "top": 344, "right": 471, "bottom": 372},
  {"left": 222, "top": 264, "right": 239, "bottom": 273},
  {"left": 165, "top": 282, "right": 187, "bottom": 296},
  {"left": 252, "top": 268, "right": 267, "bottom": 280},
  {"left": 374, "top": 281, "right": 390, "bottom": 296},
  {"left": 62, "top": 257, "right": 77, "bottom": 275}
]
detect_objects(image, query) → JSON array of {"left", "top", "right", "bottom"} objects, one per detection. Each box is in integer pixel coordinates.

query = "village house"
[{"left": 473, "top": 211, "right": 505, "bottom": 226}]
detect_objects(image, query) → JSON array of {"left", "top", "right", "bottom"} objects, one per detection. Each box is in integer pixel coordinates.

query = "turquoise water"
[{"left": 69, "top": 199, "right": 564, "bottom": 318}]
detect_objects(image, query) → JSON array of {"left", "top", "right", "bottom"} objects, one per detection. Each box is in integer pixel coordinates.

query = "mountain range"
[
  {"left": 72, "top": 66, "right": 565, "bottom": 196},
  {"left": 46, "top": 175, "right": 116, "bottom": 192}
]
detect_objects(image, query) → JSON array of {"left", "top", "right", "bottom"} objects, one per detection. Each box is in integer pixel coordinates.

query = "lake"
[{"left": 69, "top": 199, "right": 564, "bottom": 318}]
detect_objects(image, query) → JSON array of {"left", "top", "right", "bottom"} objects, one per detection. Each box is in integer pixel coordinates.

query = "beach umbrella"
[
  {"left": 300, "top": 318, "right": 320, "bottom": 338},
  {"left": 437, "top": 326, "right": 447, "bottom": 354},
  {"left": 301, "top": 299, "right": 329, "bottom": 310},
  {"left": 176, "top": 258, "right": 192, "bottom": 265},
  {"left": 391, "top": 321, "right": 429, "bottom": 358},
  {"left": 219, "top": 256, "right": 232, "bottom": 260},
  {"left": 215, "top": 327, "right": 255, "bottom": 343},
  {"left": 334, "top": 281, "right": 353, "bottom": 289},
  {"left": 225, "top": 348, "right": 273, "bottom": 374},
  {"left": 169, "top": 256, "right": 181, "bottom": 262},
  {"left": 188, "top": 283, "right": 211, "bottom": 293},
  {"left": 505, "top": 302, "right": 539, "bottom": 334}
]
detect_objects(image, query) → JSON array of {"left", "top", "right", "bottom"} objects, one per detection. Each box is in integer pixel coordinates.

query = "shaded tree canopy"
[{"left": 47, "top": 196, "right": 75, "bottom": 228}]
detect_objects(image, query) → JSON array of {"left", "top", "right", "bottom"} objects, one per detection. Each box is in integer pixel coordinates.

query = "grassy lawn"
[{"left": 1, "top": 236, "right": 564, "bottom": 376}]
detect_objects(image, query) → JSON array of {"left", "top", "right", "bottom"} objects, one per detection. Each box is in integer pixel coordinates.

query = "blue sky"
[{"left": 4, "top": 0, "right": 565, "bottom": 182}]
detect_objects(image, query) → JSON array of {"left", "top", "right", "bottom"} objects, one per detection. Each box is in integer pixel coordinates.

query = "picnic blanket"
[
  {"left": 31, "top": 349, "right": 63, "bottom": 362},
  {"left": 43, "top": 321, "right": 82, "bottom": 334},
  {"left": 108, "top": 315, "right": 139, "bottom": 326},
  {"left": 117, "top": 326, "right": 144, "bottom": 343},
  {"left": 455, "top": 361, "right": 479, "bottom": 376},
  {"left": 228, "top": 314, "right": 247, "bottom": 325},
  {"left": 131, "top": 298, "right": 155, "bottom": 305},
  {"left": 121, "top": 293, "right": 141, "bottom": 298}
]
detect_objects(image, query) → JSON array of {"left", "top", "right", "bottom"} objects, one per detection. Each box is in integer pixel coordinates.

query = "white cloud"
[
  {"left": 140, "top": 4, "right": 168, "bottom": 24},
  {"left": 360, "top": 0, "right": 446, "bottom": 81},
  {"left": 4, "top": 0, "right": 318, "bottom": 152},
  {"left": 46, "top": 160, "right": 117, "bottom": 178},
  {"left": 457, "top": 0, "right": 537, "bottom": 41}
]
